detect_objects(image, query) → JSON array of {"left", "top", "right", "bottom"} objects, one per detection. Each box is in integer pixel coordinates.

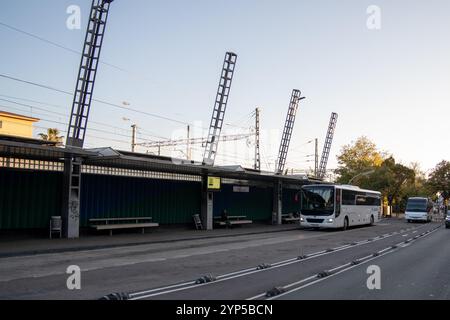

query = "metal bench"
[
  {"left": 89, "top": 217, "right": 159, "bottom": 236},
  {"left": 214, "top": 215, "right": 253, "bottom": 227}
]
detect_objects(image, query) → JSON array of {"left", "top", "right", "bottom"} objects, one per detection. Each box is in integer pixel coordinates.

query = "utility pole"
[
  {"left": 186, "top": 125, "right": 191, "bottom": 160},
  {"left": 314, "top": 138, "right": 318, "bottom": 177},
  {"left": 131, "top": 124, "right": 137, "bottom": 152},
  {"left": 254, "top": 107, "right": 261, "bottom": 170}
]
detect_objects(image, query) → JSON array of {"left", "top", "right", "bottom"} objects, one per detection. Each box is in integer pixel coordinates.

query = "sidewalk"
[{"left": 0, "top": 223, "right": 300, "bottom": 258}]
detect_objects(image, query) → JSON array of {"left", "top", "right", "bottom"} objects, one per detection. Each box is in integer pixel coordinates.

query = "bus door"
[{"left": 335, "top": 188, "right": 341, "bottom": 218}]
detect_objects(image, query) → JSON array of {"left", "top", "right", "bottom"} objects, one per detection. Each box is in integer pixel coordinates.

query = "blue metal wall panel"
[
  {"left": 0, "top": 169, "right": 63, "bottom": 229},
  {"left": 213, "top": 184, "right": 273, "bottom": 221},
  {"left": 0, "top": 169, "right": 301, "bottom": 230},
  {"left": 80, "top": 174, "right": 202, "bottom": 226}
]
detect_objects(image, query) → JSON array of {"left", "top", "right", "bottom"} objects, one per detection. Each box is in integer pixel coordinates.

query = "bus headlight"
[
  {"left": 327, "top": 218, "right": 334, "bottom": 223},
  {"left": 300, "top": 217, "right": 304, "bottom": 222}
]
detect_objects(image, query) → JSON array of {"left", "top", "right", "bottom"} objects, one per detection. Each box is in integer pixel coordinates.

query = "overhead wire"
[
  {"left": 0, "top": 118, "right": 130, "bottom": 145},
  {"left": 0, "top": 73, "right": 209, "bottom": 129},
  {"left": 0, "top": 103, "right": 157, "bottom": 142},
  {"left": 0, "top": 96, "right": 172, "bottom": 141},
  {"left": 0, "top": 23, "right": 264, "bottom": 151},
  {"left": 1, "top": 73, "right": 251, "bottom": 136},
  {"left": 0, "top": 21, "right": 157, "bottom": 82}
]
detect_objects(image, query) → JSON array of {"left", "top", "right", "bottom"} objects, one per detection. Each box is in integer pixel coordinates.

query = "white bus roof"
[{"left": 303, "top": 184, "right": 381, "bottom": 194}]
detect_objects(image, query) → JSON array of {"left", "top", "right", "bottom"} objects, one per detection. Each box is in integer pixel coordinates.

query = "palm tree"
[{"left": 38, "top": 128, "right": 64, "bottom": 146}]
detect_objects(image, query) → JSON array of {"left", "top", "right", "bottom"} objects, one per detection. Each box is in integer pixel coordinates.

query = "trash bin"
[
  {"left": 383, "top": 205, "right": 391, "bottom": 217},
  {"left": 50, "top": 216, "right": 62, "bottom": 239},
  {"left": 272, "top": 211, "right": 278, "bottom": 225}
]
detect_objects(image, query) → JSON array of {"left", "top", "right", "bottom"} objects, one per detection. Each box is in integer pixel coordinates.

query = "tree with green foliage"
[
  {"left": 427, "top": 160, "right": 450, "bottom": 200},
  {"left": 335, "top": 136, "right": 385, "bottom": 185},
  {"left": 38, "top": 128, "right": 64, "bottom": 146},
  {"left": 335, "top": 137, "right": 429, "bottom": 213},
  {"left": 401, "top": 162, "right": 430, "bottom": 199},
  {"left": 380, "top": 157, "right": 415, "bottom": 210}
]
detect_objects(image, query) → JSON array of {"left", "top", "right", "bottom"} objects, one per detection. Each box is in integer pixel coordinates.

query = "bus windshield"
[
  {"left": 301, "top": 186, "right": 335, "bottom": 216},
  {"left": 406, "top": 199, "right": 427, "bottom": 212}
]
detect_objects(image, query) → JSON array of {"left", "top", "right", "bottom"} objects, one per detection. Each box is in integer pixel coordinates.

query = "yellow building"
[{"left": 0, "top": 111, "right": 39, "bottom": 138}]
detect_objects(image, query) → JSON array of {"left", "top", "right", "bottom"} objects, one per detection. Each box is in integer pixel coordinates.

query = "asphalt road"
[
  {"left": 0, "top": 219, "right": 445, "bottom": 300},
  {"left": 131, "top": 222, "right": 443, "bottom": 300},
  {"left": 278, "top": 224, "right": 450, "bottom": 300}
]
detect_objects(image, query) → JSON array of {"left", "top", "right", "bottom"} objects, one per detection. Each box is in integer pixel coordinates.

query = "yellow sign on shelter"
[{"left": 207, "top": 176, "right": 221, "bottom": 191}]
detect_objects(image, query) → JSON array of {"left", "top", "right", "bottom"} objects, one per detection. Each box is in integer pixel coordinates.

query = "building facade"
[{"left": 0, "top": 111, "right": 39, "bottom": 138}]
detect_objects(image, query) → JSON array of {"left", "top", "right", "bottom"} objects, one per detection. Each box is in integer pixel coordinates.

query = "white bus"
[
  {"left": 405, "top": 197, "right": 433, "bottom": 223},
  {"left": 299, "top": 184, "right": 382, "bottom": 230}
]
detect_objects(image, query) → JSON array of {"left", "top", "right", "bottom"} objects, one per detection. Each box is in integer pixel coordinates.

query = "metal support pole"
[
  {"left": 275, "top": 90, "right": 305, "bottom": 174},
  {"left": 62, "top": 0, "right": 114, "bottom": 239},
  {"left": 131, "top": 124, "right": 137, "bottom": 152},
  {"left": 66, "top": 0, "right": 114, "bottom": 147},
  {"left": 318, "top": 112, "right": 338, "bottom": 179},
  {"left": 272, "top": 180, "right": 283, "bottom": 225},
  {"left": 203, "top": 52, "right": 238, "bottom": 165},
  {"left": 314, "top": 138, "right": 318, "bottom": 177},
  {"left": 62, "top": 157, "right": 81, "bottom": 238},
  {"left": 254, "top": 107, "right": 261, "bottom": 170},
  {"left": 201, "top": 175, "right": 213, "bottom": 230},
  {"left": 187, "top": 125, "right": 191, "bottom": 160}
]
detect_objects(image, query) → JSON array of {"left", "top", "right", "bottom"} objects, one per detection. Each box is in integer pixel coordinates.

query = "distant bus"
[
  {"left": 299, "top": 184, "right": 382, "bottom": 230},
  {"left": 405, "top": 197, "right": 433, "bottom": 223}
]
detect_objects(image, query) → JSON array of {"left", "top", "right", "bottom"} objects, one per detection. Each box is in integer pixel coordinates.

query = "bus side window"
[
  {"left": 342, "top": 190, "right": 355, "bottom": 205},
  {"left": 335, "top": 189, "right": 341, "bottom": 217}
]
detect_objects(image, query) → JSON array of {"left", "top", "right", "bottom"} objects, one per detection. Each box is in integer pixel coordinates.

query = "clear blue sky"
[{"left": 0, "top": 0, "right": 449, "bottom": 173}]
